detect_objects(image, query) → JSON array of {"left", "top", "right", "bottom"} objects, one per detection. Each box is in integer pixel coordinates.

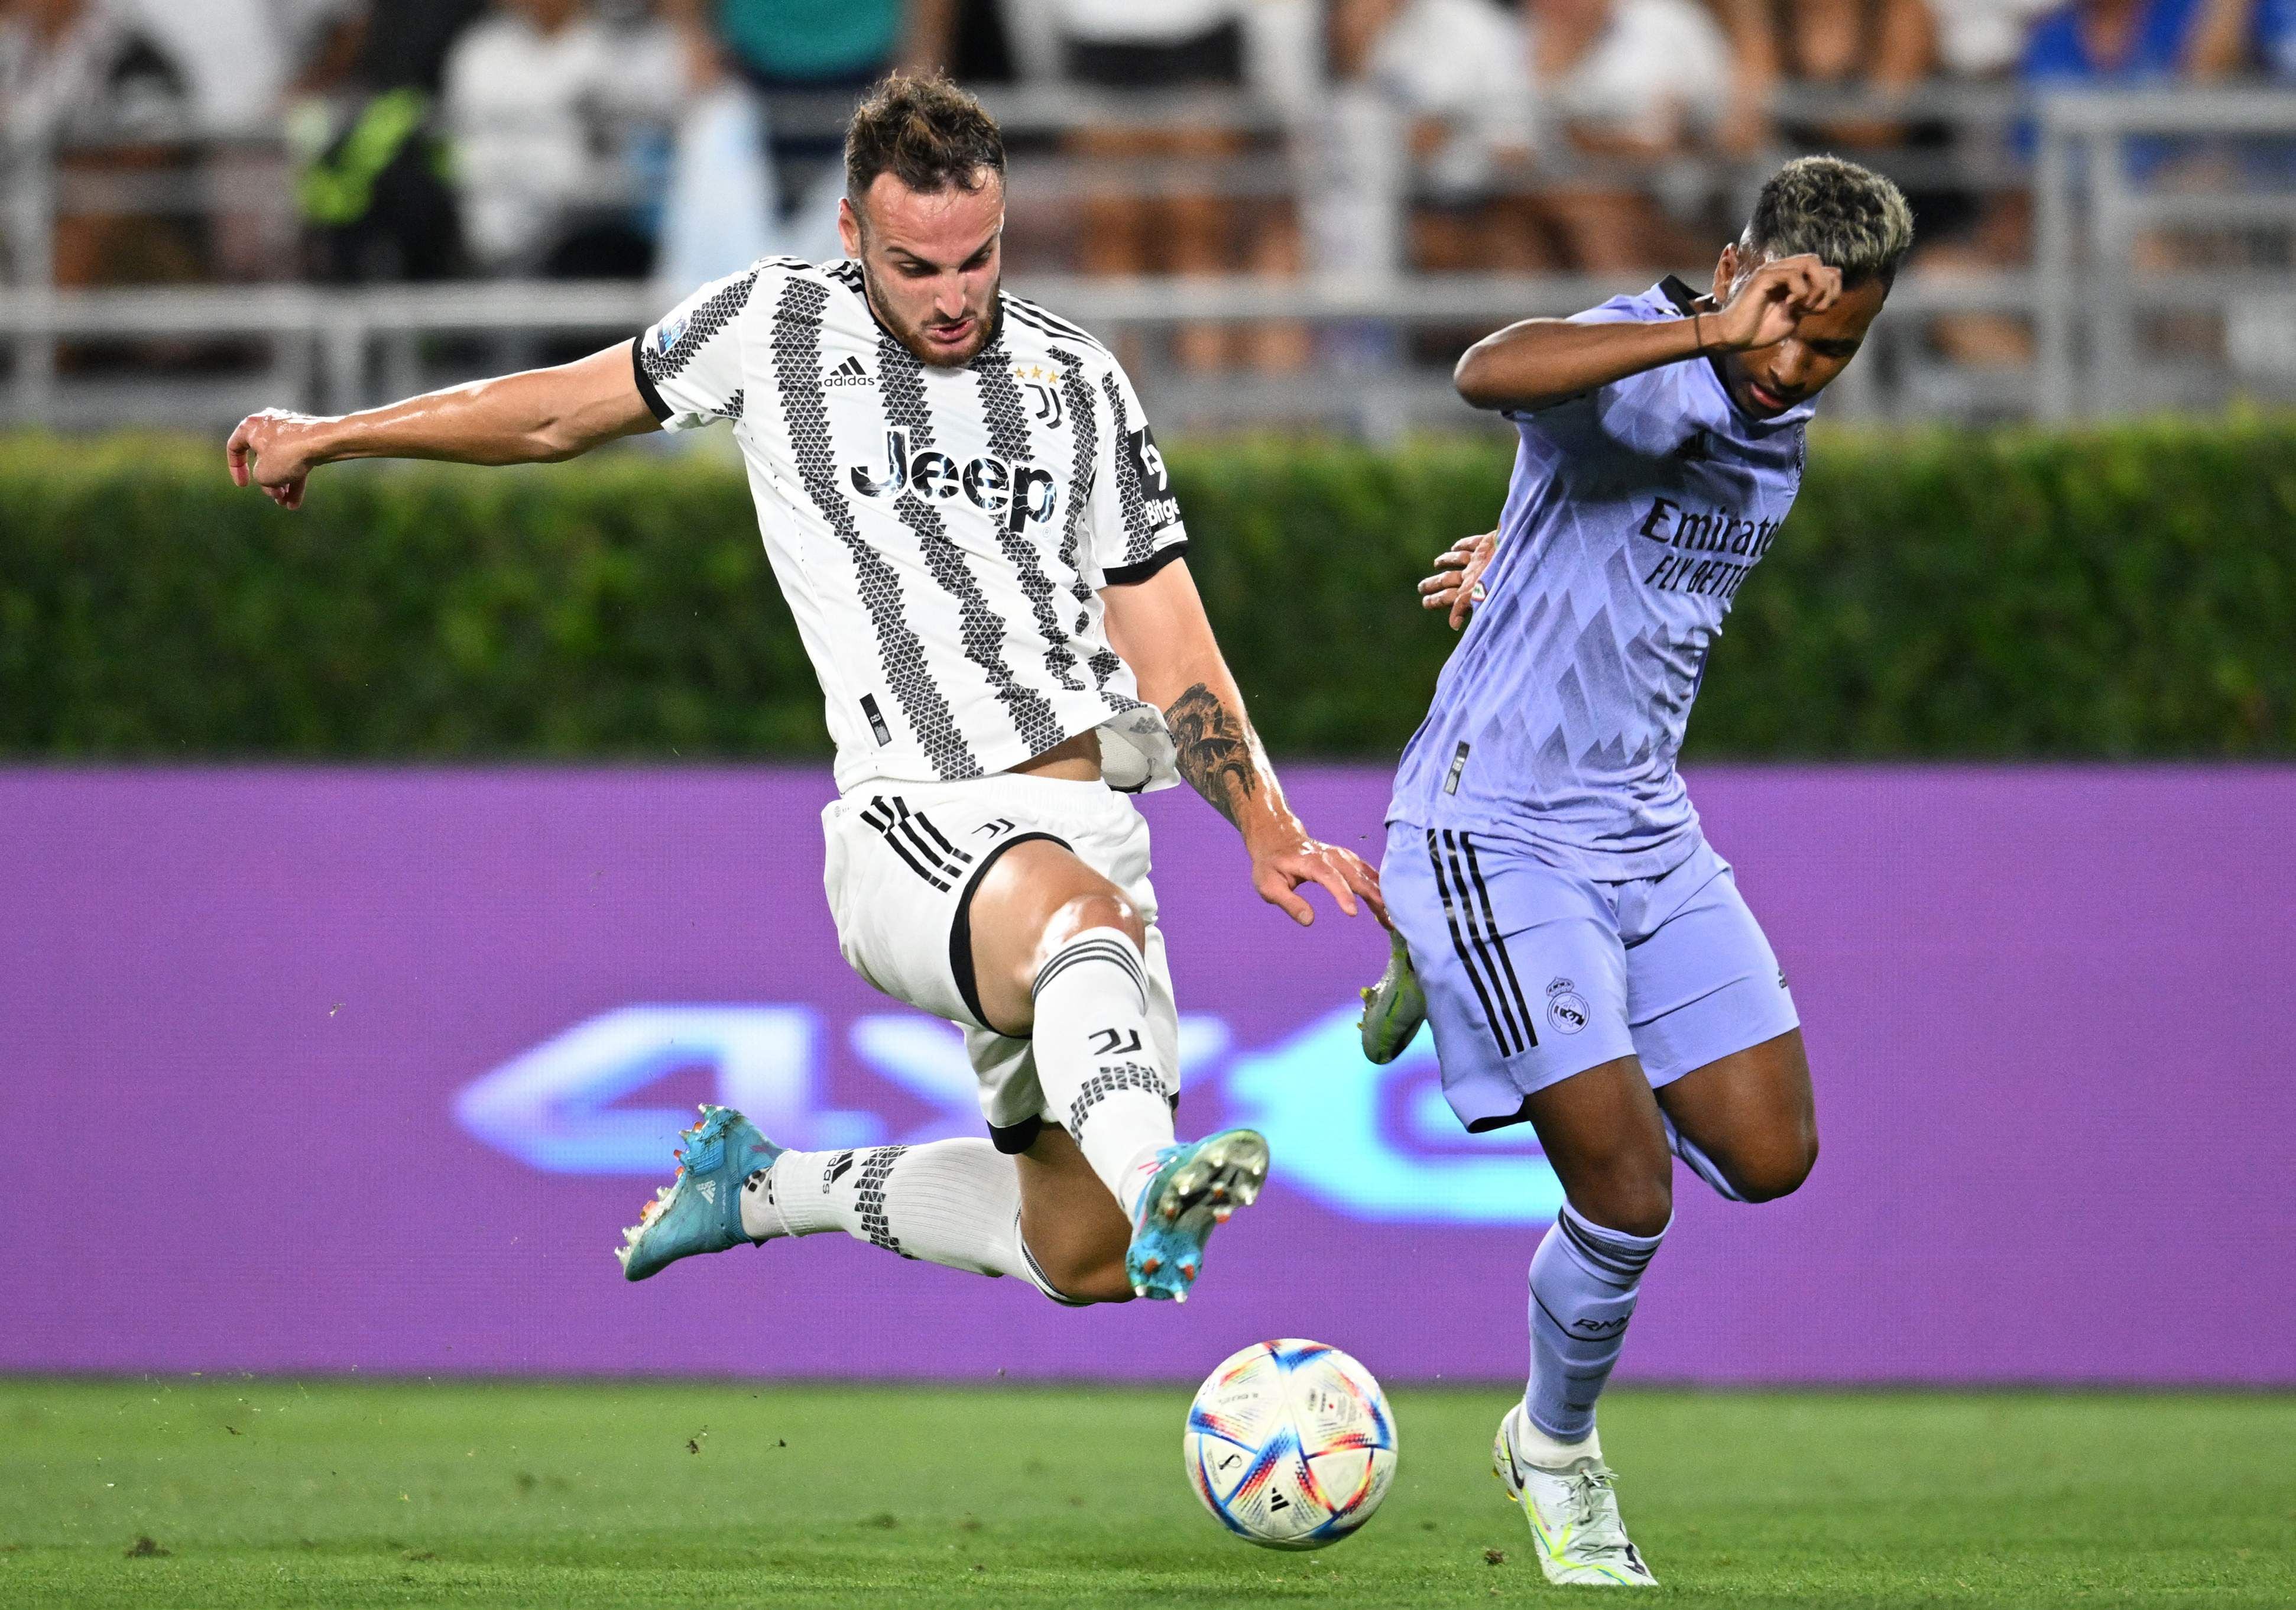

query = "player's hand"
[
  {"left": 226, "top": 408, "right": 332, "bottom": 510},
  {"left": 1711, "top": 254, "right": 1841, "bottom": 354},
  {"left": 1250, "top": 835, "right": 1386, "bottom": 929},
  {"left": 1418, "top": 531, "right": 1498, "bottom": 630}
]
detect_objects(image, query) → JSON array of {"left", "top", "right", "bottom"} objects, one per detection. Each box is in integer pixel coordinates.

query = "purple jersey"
[{"left": 1389, "top": 278, "right": 1814, "bottom": 880}]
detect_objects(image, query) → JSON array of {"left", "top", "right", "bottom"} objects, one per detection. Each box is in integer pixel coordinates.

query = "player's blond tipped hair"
[
  {"left": 845, "top": 73, "right": 1006, "bottom": 208},
  {"left": 1743, "top": 156, "right": 1915, "bottom": 288}
]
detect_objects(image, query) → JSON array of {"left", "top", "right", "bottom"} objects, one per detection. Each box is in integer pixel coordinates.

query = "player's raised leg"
[
  {"left": 1655, "top": 1029, "right": 1817, "bottom": 1204},
  {"left": 618, "top": 1109, "right": 1079, "bottom": 1298},
  {"left": 964, "top": 838, "right": 1267, "bottom": 1303},
  {"left": 1606, "top": 846, "right": 1812, "bottom": 1204}
]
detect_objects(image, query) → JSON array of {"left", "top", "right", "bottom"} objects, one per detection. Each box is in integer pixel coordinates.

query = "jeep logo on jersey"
[
  {"left": 1126, "top": 423, "right": 1181, "bottom": 533},
  {"left": 849, "top": 429, "right": 1058, "bottom": 534}
]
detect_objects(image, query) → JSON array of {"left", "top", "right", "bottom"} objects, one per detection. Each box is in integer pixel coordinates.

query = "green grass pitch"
[{"left": 2, "top": 1380, "right": 2289, "bottom": 1608}]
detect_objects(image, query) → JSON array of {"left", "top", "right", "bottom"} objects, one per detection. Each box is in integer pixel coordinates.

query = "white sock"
[
  {"left": 1027, "top": 927, "right": 1175, "bottom": 1217},
  {"left": 1512, "top": 1410, "right": 1603, "bottom": 1469},
  {"left": 744, "top": 1140, "right": 1056, "bottom": 1287}
]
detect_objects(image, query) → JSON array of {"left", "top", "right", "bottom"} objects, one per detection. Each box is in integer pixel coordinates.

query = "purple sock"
[{"left": 1526, "top": 1201, "right": 1668, "bottom": 1443}]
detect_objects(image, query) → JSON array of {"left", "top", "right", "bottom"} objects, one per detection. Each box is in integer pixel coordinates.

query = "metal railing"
[
  {"left": 2034, "top": 88, "right": 2296, "bottom": 420},
  {"left": 1, "top": 85, "right": 2291, "bottom": 433}
]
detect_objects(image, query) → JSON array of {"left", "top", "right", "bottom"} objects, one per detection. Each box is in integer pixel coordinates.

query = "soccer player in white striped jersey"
[{"left": 226, "top": 74, "right": 1381, "bottom": 1309}]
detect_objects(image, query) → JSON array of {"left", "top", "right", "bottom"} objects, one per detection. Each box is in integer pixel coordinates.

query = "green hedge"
[{"left": 2, "top": 420, "right": 2291, "bottom": 760}]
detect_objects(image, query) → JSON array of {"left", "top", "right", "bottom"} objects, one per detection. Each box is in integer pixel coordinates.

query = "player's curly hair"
[
  {"left": 845, "top": 73, "right": 1006, "bottom": 208},
  {"left": 1743, "top": 156, "right": 1915, "bottom": 288}
]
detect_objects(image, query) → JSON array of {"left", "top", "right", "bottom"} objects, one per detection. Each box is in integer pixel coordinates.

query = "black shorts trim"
[
  {"left": 1101, "top": 543, "right": 1188, "bottom": 588},
  {"left": 630, "top": 335, "right": 672, "bottom": 423},
  {"left": 949, "top": 831, "right": 1072, "bottom": 1036},
  {"left": 1464, "top": 1097, "right": 1537, "bottom": 1135},
  {"left": 989, "top": 1115, "right": 1045, "bottom": 1156}
]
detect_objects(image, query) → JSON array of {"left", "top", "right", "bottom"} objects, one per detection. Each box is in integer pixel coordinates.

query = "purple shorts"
[{"left": 1380, "top": 823, "right": 1800, "bottom": 1131}]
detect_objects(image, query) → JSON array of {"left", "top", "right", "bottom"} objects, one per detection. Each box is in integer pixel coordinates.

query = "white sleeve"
[
  {"left": 1091, "top": 359, "right": 1189, "bottom": 587},
  {"left": 632, "top": 265, "right": 760, "bottom": 432}
]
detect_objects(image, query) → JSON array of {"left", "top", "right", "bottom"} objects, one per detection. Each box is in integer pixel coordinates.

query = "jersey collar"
[{"left": 1656, "top": 275, "right": 1817, "bottom": 430}]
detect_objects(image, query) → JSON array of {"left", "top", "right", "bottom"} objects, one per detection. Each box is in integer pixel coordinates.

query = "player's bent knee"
[
  {"left": 1731, "top": 1132, "right": 1818, "bottom": 1203},
  {"left": 1573, "top": 1166, "right": 1672, "bottom": 1239},
  {"left": 1059, "top": 1265, "right": 1137, "bottom": 1306},
  {"left": 1043, "top": 890, "right": 1146, "bottom": 953},
  {"left": 1006, "top": 893, "right": 1147, "bottom": 1022},
  {"left": 1030, "top": 1245, "right": 1136, "bottom": 1306}
]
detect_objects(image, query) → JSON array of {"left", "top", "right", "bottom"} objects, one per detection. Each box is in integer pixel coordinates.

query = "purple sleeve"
[
  {"left": 1567, "top": 294, "right": 1670, "bottom": 329},
  {"left": 1502, "top": 291, "right": 1676, "bottom": 421}
]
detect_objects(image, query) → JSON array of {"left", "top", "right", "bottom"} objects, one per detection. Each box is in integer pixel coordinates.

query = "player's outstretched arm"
[
  {"left": 1454, "top": 254, "right": 1843, "bottom": 414},
  {"left": 225, "top": 344, "right": 660, "bottom": 510},
  {"left": 1102, "top": 558, "right": 1384, "bottom": 928}
]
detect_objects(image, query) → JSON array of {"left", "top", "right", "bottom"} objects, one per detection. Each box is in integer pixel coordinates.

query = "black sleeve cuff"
[
  {"left": 630, "top": 335, "right": 672, "bottom": 424},
  {"left": 1102, "top": 542, "right": 1188, "bottom": 588}
]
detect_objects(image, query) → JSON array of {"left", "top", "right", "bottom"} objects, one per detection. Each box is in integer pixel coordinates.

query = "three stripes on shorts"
[
  {"left": 1427, "top": 828, "right": 1539, "bottom": 1057},
  {"left": 861, "top": 795, "right": 974, "bottom": 892}
]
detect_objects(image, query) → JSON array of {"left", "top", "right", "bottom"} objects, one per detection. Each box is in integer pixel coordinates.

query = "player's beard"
[{"left": 861, "top": 264, "right": 1001, "bottom": 370}]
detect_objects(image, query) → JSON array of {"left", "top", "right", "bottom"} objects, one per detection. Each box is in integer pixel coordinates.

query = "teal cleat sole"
[
  {"left": 1126, "top": 1128, "right": 1269, "bottom": 1301},
  {"left": 615, "top": 1104, "right": 780, "bottom": 1283},
  {"left": 1358, "top": 927, "right": 1426, "bottom": 1065}
]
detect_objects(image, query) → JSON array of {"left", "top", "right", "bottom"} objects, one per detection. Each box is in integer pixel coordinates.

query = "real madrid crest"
[{"left": 1546, "top": 977, "right": 1590, "bottom": 1035}]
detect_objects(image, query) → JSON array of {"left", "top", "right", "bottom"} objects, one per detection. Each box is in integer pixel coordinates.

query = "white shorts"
[{"left": 821, "top": 773, "right": 1180, "bottom": 1149}]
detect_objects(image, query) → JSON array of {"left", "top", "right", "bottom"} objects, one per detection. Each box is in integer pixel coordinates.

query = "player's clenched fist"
[
  {"left": 1709, "top": 254, "right": 1843, "bottom": 354},
  {"left": 226, "top": 408, "right": 331, "bottom": 510}
]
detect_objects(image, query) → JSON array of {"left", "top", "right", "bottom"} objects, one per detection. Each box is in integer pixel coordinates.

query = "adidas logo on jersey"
[
  {"left": 823, "top": 356, "right": 871, "bottom": 388},
  {"left": 849, "top": 427, "right": 1059, "bottom": 534}
]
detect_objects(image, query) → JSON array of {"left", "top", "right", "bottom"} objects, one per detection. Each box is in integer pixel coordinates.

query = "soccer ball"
[{"left": 1183, "top": 1339, "right": 1397, "bottom": 1550}]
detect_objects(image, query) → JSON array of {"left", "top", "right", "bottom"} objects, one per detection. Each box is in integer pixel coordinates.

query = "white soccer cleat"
[{"left": 1493, "top": 1404, "right": 1658, "bottom": 1588}]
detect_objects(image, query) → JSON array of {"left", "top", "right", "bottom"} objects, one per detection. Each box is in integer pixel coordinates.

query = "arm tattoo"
[{"left": 1166, "top": 682, "right": 1259, "bottom": 829}]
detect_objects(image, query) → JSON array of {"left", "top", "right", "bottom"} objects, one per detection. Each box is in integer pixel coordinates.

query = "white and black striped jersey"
[{"left": 630, "top": 255, "right": 1188, "bottom": 793}]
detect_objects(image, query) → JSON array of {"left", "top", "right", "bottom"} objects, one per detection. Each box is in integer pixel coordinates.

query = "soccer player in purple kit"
[{"left": 1359, "top": 157, "right": 1912, "bottom": 1586}]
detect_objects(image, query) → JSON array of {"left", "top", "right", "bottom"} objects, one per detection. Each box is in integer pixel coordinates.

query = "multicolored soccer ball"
[{"left": 1183, "top": 1339, "right": 1398, "bottom": 1550}]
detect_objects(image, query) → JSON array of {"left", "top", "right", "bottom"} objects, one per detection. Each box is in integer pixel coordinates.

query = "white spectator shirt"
[
  {"left": 1924, "top": 0, "right": 2062, "bottom": 77},
  {"left": 443, "top": 15, "right": 676, "bottom": 266},
  {"left": 634, "top": 257, "right": 1188, "bottom": 794},
  {"left": 0, "top": 6, "right": 188, "bottom": 143},
  {"left": 1368, "top": 0, "right": 1536, "bottom": 195},
  {"left": 1533, "top": 0, "right": 1731, "bottom": 147}
]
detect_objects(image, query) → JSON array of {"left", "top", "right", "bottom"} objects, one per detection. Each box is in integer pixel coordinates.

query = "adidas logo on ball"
[{"left": 1186, "top": 1339, "right": 1397, "bottom": 1550}]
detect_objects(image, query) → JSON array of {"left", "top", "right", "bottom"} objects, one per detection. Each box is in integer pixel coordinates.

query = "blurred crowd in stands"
[{"left": 2, "top": 0, "right": 2292, "bottom": 367}]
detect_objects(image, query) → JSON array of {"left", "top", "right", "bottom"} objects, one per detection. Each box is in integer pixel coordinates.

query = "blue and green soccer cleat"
[
  {"left": 615, "top": 1104, "right": 780, "bottom": 1282},
  {"left": 1126, "top": 1128, "right": 1269, "bottom": 1301}
]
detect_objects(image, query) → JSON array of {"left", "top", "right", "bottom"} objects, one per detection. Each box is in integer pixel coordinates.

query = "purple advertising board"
[{"left": 4, "top": 766, "right": 2292, "bottom": 1385}]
